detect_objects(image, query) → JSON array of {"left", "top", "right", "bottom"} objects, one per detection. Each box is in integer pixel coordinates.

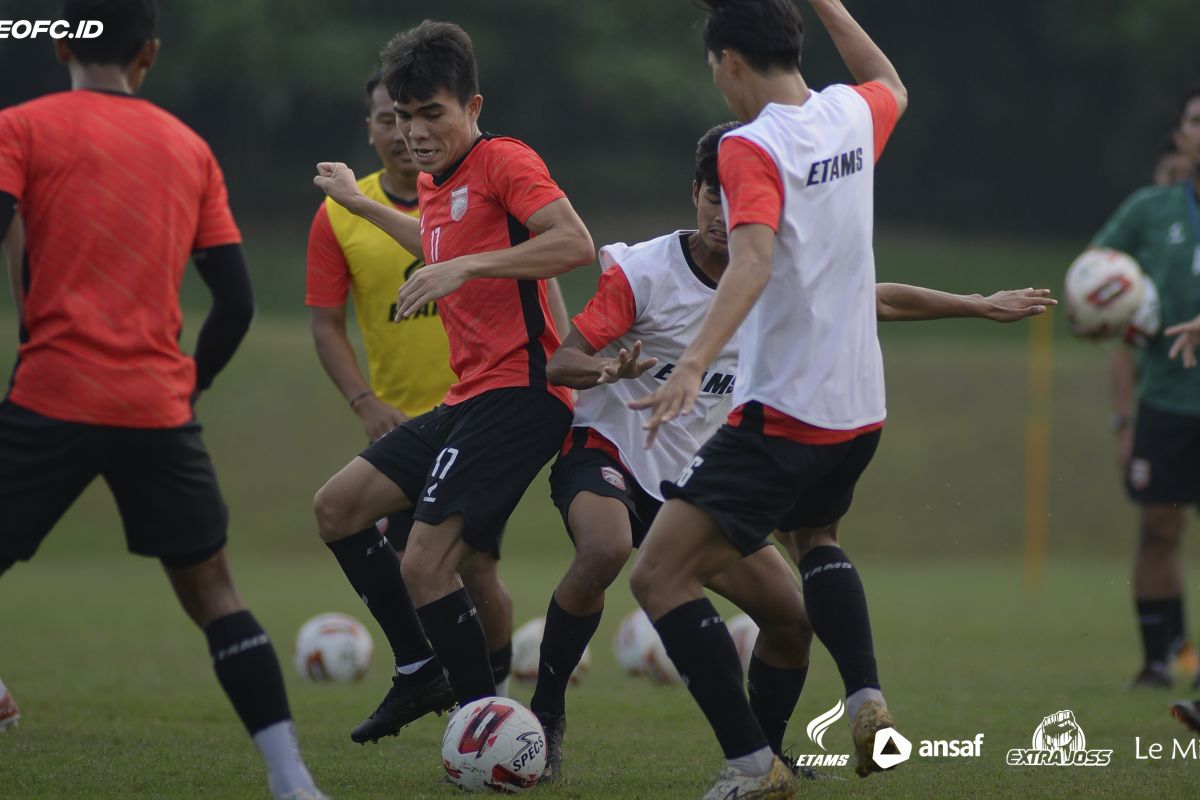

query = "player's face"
[
  {"left": 1154, "top": 152, "right": 1192, "bottom": 187},
  {"left": 394, "top": 88, "right": 483, "bottom": 175},
  {"left": 366, "top": 85, "right": 417, "bottom": 178},
  {"left": 1175, "top": 97, "right": 1200, "bottom": 174},
  {"left": 692, "top": 180, "right": 728, "bottom": 256}
]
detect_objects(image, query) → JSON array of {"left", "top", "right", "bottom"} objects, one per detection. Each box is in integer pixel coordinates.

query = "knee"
[
  {"left": 574, "top": 535, "right": 631, "bottom": 592},
  {"left": 460, "top": 556, "right": 507, "bottom": 599},
  {"left": 1138, "top": 507, "right": 1184, "bottom": 552},
  {"left": 629, "top": 557, "right": 658, "bottom": 610},
  {"left": 313, "top": 480, "right": 350, "bottom": 542}
]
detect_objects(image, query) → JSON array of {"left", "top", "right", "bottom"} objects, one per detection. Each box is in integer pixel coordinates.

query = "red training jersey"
[
  {"left": 0, "top": 91, "right": 241, "bottom": 427},
  {"left": 416, "top": 135, "right": 572, "bottom": 408}
]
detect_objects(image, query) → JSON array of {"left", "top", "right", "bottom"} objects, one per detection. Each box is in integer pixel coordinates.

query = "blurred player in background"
[
  {"left": 1092, "top": 87, "right": 1200, "bottom": 694},
  {"left": 629, "top": 0, "right": 907, "bottom": 795},
  {"left": 305, "top": 68, "right": 568, "bottom": 742},
  {"left": 0, "top": 1, "right": 324, "bottom": 797},
  {"left": 1155, "top": 137, "right": 1194, "bottom": 188},
  {"left": 311, "top": 20, "right": 592, "bottom": 742},
  {"left": 531, "top": 119, "right": 1053, "bottom": 783}
]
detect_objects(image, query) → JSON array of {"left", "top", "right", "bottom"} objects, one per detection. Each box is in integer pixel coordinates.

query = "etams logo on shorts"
[
  {"left": 1006, "top": 709, "right": 1112, "bottom": 766},
  {"left": 0, "top": 20, "right": 103, "bottom": 39}
]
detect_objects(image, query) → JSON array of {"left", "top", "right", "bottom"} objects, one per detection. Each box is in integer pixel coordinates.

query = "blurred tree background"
[{"left": 1, "top": 0, "right": 1196, "bottom": 242}]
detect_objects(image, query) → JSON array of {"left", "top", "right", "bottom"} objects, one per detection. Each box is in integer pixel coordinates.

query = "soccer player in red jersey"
[
  {"left": 311, "top": 21, "right": 593, "bottom": 736},
  {"left": 0, "top": 2, "right": 324, "bottom": 797},
  {"left": 630, "top": 1, "right": 909, "bottom": 796}
]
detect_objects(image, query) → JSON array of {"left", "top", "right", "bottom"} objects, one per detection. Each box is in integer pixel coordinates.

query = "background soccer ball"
[
  {"left": 510, "top": 617, "right": 591, "bottom": 685},
  {"left": 1122, "top": 275, "right": 1161, "bottom": 347},
  {"left": 293, "top": 612, "right": 373, "bottom": 683},
  {"left": 642, "top": 633, "right": 682, "bottom": 686},
  {"left": 613, "top": 609, "right": 658, "bottom": 675},
  {"left": 1064, "top": 248, "right": 1146, "bottom": 338},
  {"left": 725, "top": 614, "right": 760, "bottom": 672},
  {"left": 442, "top": 697, "right": 546, "bottom": 792}
]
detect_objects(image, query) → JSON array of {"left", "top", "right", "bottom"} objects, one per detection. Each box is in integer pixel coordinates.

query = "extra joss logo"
[
  {"left": 0, "top": 20, "right": 103, "bottom": 39},
  {"left": 1006, "top": 710, "right": 1112, "bottom": 767}
]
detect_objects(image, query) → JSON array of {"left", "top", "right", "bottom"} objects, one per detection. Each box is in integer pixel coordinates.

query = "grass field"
[{"left": 2, "top": 231, "right": 1200, "bottom": 798}]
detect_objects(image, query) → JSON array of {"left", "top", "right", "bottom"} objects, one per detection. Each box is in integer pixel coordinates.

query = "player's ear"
[
  {"left": 138, "top": 38, "right": 161, "bottom": 71},
  {"left": 466, "top": 94, "right": 483, "bottom": 123},
  {"left": 692, "top": 180, "right": 701, "bottom": 207},
  {"left": 53, "top": 39, "right": 72, "bottom": 65}
]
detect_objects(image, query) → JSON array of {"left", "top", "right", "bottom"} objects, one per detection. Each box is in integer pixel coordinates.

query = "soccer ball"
[
  {"left": 726, "top": 614, "right": 760, "bottom": 672},
  {"left": 1064, "top": 248, "right": 1146, "bottom": 338},
  {"left": 643, "top": 633, "right": 682, "bottom": 686},
  {"left": 442, "top": 697, "right": 546, "bottom": 792},
  {"left": 510, "top": 617, "right": 591, "bottom": 685},
  {"left": 1123, "top": 275, "right": 1161, "bottom": 348},
  {"left": 293, "top": 612, "right": 373, "bottom": 683},
  {"left": 613, "top": 609, "right": 658, "bottom": 675}
]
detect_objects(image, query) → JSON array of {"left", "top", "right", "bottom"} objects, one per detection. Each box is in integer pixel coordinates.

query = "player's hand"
[
  {"left": 395, "top": 259, "right": 469, "bottom": 319},
  {"left": 1165, "top": 315, "right": 1200, "bottom": 369},
  {"left": 982, "top": 288, "right": 1057, "bottom": 322},
  {"left": 1116, "top": 426, "right": 1133, "bottom": 474},
  {"left": 628, "top": 361, "right": 703, "bottom": 448},
  {"left": 314, "top": 162, "right": 365, "bottom": 210},
  {"left": 598, "top": 340, "right": 658, "bottom": 385},
  {"left": 355, "top": 396, "right": 408, "bottom": 442}
]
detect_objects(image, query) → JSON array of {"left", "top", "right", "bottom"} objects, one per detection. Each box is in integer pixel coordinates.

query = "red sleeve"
[
  {"left": 0, "top": 108, "right": 29, "bottom": 199},
  {"left": 193, "top": 148, "right": 242, "bottom": 250},
  {"left": 850, "top": 82, "right": 899, "bottom": 163},
  {"left": 486, "top": 139, "right": 567, "bottom": 225},
  {"left": 572, "top": 264, "right": 637, "bottom": 351},
  {"left": 305, "top": 203, "right": 351, "bottom": 307},
  {"left": 718, "top": 137, "right": 783, "bottom": 232}
]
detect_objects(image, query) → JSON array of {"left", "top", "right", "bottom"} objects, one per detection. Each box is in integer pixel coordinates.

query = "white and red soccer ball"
[
  {"left": 442, "top": 697, "right": 546, "bottom": 793},
  {"left": 1065, "top": 248, "right": 1159, "bottom": 343},
  {"left": 510, "top": 617, "right": 591, "bottom": 685},
  {"left": 293, "top": 612, "right": 373, "bottom": 683}
]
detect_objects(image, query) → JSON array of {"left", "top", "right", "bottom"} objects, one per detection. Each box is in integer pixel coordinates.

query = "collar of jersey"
[
  {"left": 678, "top": 231, "right": 718, "bottom": 291},
  {"left": 432, "top": 133, "right": 491, "bottom": 187}
]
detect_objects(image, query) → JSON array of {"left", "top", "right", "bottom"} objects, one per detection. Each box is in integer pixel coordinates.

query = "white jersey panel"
[
  {"left": 572, "top": 231, "right": 738, "bottom": 499},
  {"left": 723, "top": 85, "right": 886, "bottom": 429}
]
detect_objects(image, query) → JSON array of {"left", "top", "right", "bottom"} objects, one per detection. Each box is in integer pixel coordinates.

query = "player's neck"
[
  {"left": 688, "top": 232, "right": 728, "bottom": 284},
  {"left": 380, "top": 169, "right": 418, "bottom": 202},
  {"left": 741, "top": 72, "right": 809, "bottom": 120},
  {"left": 69, "top": 63, "right": 135, "bottom": 95}
]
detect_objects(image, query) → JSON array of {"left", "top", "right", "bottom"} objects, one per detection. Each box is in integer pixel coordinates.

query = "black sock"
[
  {"left": 205, "top": 610, "right": 291, "bottom": 735},
  {"left": 416, "top": 588, "right": 495, "bottom": 703},
  {"left": 800, "top": 546, "right": 880, "bottom": 696},
  {"left": 530, "top": 597, "right": 603, "bottom": 716},
  {"left": 326, "top": 527, "right": 433, "bottom": 666},
  {"left": 654, "top": 598, "right": 767, "bottom": 759},
  {"left": 1137, "top": 597, "right": 1175, "bottom": 667},
  {"left": 1165, "top": 596, "right": 1187, "bottom": 657},
  {"left": 747, "top": 656, "right": 808, "bottom": 756},
  {"left": 490, "top": 641, "right": 513, "bottom": 686}
]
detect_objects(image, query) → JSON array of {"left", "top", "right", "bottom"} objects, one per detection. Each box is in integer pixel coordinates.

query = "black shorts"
[
  {"left": 360, "top": 387, "right": 572, "bottom": 554},
  {"left": 0, "top": 400, "right": 227, "bottom": 565},
  {"left": 1126, "top": 401, "right": 1200, "bottom": 505},
  {"left": 380, "top": 509, "right": 506, "bottom": 560},
  {"left": 661, "top": 407, "right": 881, "bottom": 555},
  {"left": 549, "top": 428, "right": 662, "bottom": 548}
]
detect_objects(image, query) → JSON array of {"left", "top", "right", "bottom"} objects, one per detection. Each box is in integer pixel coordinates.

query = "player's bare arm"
[
  {"left": 874, "top": 284, "right": 1056, "bottom": 322},
  {"left": 629, "top": 223, "right": 774, "bottom": 445},
  {"left": 547, "top": 277, "right": 571, "bottom": 336},
  {"left": 1, "top": 206, "right": 23, "bottom": 324},
  {"left": 807, "top": 0, "right": 907, "bottom": 114},
  {"left": 1165, "top": 314, "right": 1200, "bottom": 369},
  {"left": 394, "top": 197, "right": 593, "bottom": 319},
  {"left": 1109, "top": 346, "right": 1136, "bottom": 470},
  {"left": 546, "top": 327, "right": 658, "bottom": 390},
  {"left": 313, "top": 162, "right": 423, "bottom": 256},
  {"left": 309, "top": 305, "right": 408, "bottom": 441}
]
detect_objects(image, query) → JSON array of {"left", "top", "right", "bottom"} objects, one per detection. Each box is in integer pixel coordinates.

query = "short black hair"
[
  {"left": 380, "top": 21, "right": 479, "bottom": 106},
  {"left": 61, "top": 0, "right": 156, "bottom": 67},
  {"left": 700, "top": 0, "right": 803, "bottom": 74},
  {"left": 365, "top": 68, "right": 386, "bottom": 112},
  {"left": 695, "top": 121, "right": 742, "bottom": 190},
  {"left": 1177, "top": 86, "right": 1200, "bottom": 129}
]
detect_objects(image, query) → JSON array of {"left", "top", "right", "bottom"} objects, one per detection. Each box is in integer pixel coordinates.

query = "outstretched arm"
[
  {"left": 875, "top": 284, "right": 1055, "bottom": 322},
  {"left": 808, "top": 0, "right": 907, "bottom": 115},
  {"left": 314, "top": 162, "right": 423, "bottom": 257},
  {"left": 547, "top": 327, "right": 657, "bottom": 390},
  {"left": 1166, "top": 314, "right": 1200, "bottom": 368}
]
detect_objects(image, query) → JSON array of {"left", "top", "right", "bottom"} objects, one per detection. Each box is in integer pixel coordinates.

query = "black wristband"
[{"left": 349, "top": 390, "right": 373, "bottom": 408}]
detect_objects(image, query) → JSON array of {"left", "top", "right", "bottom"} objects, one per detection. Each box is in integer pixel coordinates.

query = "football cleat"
[
  {"left": 1170, "top": 699, "right": 1200, "bottom": 734},
  {"left": 787, "top": 759, "right": 845, "bottom": 782},
  {"left": 0, "top": 679, "right": 19, "bottom": 732},
  {"left": 1175, "top": 642, "right": 1200, "bottom": 677},
  {"left": 851, "top": 700, "right": 898, "bottom": 778},
  {"left": 700, "top": 757, "right": 795, "bottom": 800},
  {"left": 350, "top": 664, "right": 456, "bottom": 744},
  {"left": 534, "top": 710, "right": 566, "bottom": 784},
  {"left": 1129, "top": 664, "right": 1173, "bottom": 690}
]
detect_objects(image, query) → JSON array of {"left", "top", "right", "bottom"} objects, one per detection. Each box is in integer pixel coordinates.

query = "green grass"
[{"left": 2, "top": 231, "right": 1199, "bottom": 797}]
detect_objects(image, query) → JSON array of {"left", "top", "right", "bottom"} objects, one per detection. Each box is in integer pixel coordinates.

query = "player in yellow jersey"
[{"left": 305, "top": 70, "right": 568, "bottom": 741}]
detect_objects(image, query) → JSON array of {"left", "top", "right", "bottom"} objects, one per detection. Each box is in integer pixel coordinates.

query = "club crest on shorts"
[
  {"left": 600, "top": 466, "right": 626, "bottom": 490},
  {"left": 1129, "top": 458, "right": 1151, "bottom": 491},
  {"left": 450, "top": 186, "right": 469, "bottom": 221}
]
